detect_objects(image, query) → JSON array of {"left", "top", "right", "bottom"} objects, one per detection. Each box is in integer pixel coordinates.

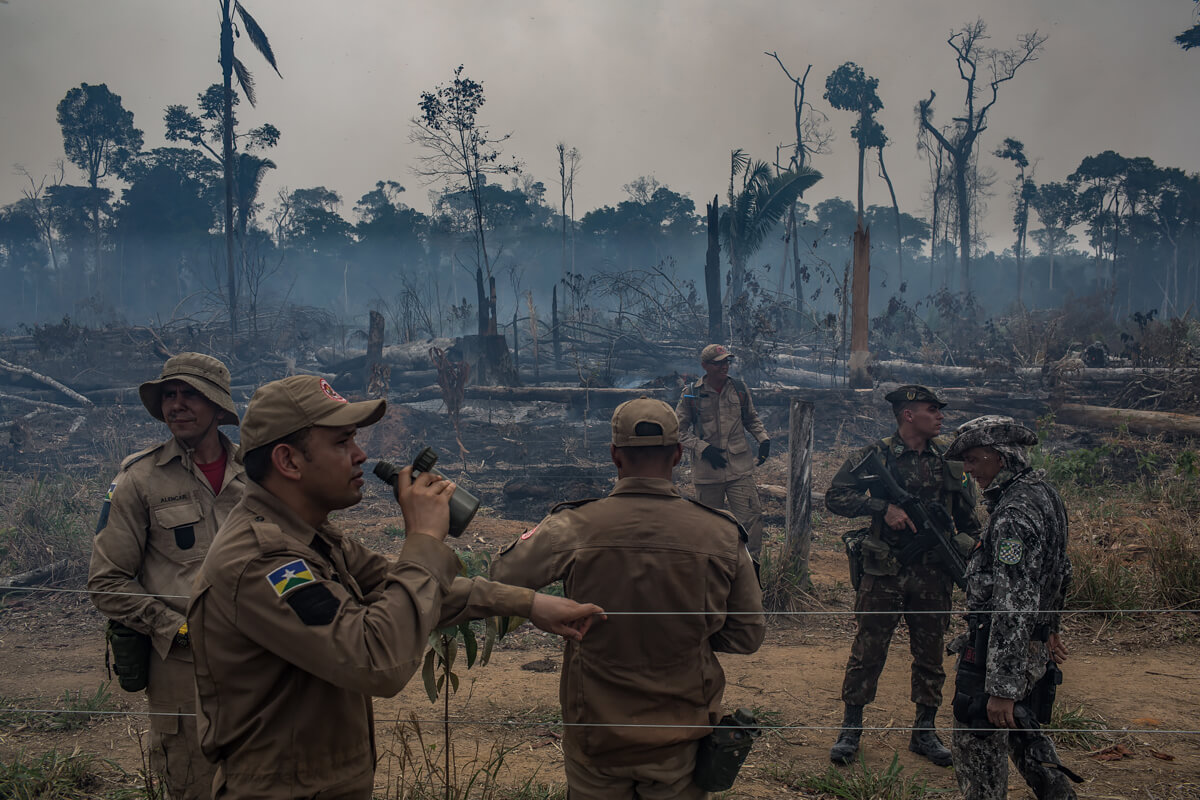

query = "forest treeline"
[{"left": 2, "top": 16, "right": 1199, "bottom": 345}]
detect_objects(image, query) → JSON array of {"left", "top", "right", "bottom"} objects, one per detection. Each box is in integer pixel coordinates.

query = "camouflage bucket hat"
[
  {"left": 611, "top": 396, "right": 680, "bottom": 447},
  {"left": 139, "top": 352, "right": 238, "bottom": 426},
  {"left": 237, "top": 375, "right": 386, "bottom": 463},
  {"left": 883, "top": 384, "right": 946, "bottom": 409},
  {"left": 946, "top": 415, "right": 1038, "bottom": 460}
]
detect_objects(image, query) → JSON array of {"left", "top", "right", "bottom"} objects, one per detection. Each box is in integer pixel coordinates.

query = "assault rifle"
[{"left": 854, "top": 450, "right": 969, "bottom": 589}]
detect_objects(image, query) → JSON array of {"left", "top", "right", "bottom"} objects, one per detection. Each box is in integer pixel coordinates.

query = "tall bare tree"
[
  {"left": 411, "top": 66, "right": 518, "bottom": 336},
  {"left": 917, "top": 19, "right": 1046, "bottom": 290},
  {"left": 218, "top": 0, "right": 281, "bottom": 336},
  {"left": 556, "top": 142, "right": 581, "bottom": 283},
  {"left": 766, "top": 52, "right": 832, "bottom": 318}
]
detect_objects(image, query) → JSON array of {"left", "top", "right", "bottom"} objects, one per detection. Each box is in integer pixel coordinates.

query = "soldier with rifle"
[
  {"left": 825, "top": 385, "right": 980, "bottom": 766},
  {"left": 946, "top": 416, "right": 1081, "bottom": 799}
]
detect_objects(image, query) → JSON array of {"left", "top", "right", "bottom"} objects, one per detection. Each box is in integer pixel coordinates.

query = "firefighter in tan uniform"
[
  {"left": 675, "top": 344, "right": 770, "bottom": 558},
  {"left": 88, "top": 353, "right": 246, "bottom": 800},
  {"left": 492, "top": 397, "right": 765, "bottom": 799},
  {"left": 187, "top": 375, "right": 603, "bottom": 800}
]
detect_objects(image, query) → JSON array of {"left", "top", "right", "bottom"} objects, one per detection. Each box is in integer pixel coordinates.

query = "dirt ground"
[{"left": 3, "top": 414, "right": 1200, "bottom": 798}]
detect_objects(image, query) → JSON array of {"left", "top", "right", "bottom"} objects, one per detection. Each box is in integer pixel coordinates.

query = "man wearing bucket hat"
[
  {"left": 187, "top": 375, "right": 603, "bottom": 800},
  {"left": 675, "top": 344, "right": 770, "bottom": 559},
  {"left": 824, "top": 384, "right": 980, "bottom": 767},
  {"left": 492, "top": 397, "right": 765, "bottom": 799},
  {"left": 88, "top": 352, "right": 246, "bottom": 800},
  {"left": 945, "top": 416, "right": 1080, "bottom": 800}
]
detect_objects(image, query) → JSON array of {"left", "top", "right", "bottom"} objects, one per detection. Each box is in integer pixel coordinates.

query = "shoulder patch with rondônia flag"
[{"left": 267, "top": 559, "right": 316, "bottom": 597}]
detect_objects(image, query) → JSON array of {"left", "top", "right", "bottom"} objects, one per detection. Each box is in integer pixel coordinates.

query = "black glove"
[
  {"left": 757, "top": 439, "right": 771, "bottom": 466},
  {"left": 701, "top": 445, "right": 728, "bottom": 469}
]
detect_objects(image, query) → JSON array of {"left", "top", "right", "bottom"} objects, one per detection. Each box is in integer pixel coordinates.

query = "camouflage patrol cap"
[
  {"left": 946, "top": 415, "right": 1038, "bottom": 460},
  {"left": 700, "top": 344, "right": 733, "bottom": 363},
  {"left": 237, "top": 375, "right": 386, "bottom": 462},
  {"left": 883, "top": 384, "right": 946, "bottom": 409},
  {"left": 139, "top": 352, "right": 238, "bottom": 426},
  {"left": 611, "top": 396, "right": 680, "bottom": 447}
]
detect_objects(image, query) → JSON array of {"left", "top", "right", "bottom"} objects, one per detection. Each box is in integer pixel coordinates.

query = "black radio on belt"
[{"left": 373, "top": 447, "right": 480, "bottom": 537}]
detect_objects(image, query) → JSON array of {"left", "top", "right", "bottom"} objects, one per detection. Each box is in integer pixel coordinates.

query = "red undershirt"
[{"left": 196, "top": 451, "right": 227, "bottom": 495}]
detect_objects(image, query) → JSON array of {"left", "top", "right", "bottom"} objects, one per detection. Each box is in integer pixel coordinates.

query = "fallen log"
[
  {"left": 1054, "top": 403, "right": 1200, "bottom": 438},
  {"left": 0, "top": 357, "right": 94, "bottom": 406},
  {"left": 0, "top": 558, "right": 74, "bottom": 597},
  {"left": 0, "top": 392, "right": 76, "bottom": 413}
]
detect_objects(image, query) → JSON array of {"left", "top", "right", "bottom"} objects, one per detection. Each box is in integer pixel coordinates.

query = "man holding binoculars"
[{"left": 187, "top": 375, "right": 603, "bottom": 800}]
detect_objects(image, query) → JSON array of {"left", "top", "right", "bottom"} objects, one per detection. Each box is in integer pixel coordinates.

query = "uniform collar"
[
  {"left": 241, "top": 480, "right": 344, "bottom": 546},
  {"left": 155, "top": 431, "right": 244, "bottom": 474},
  {"left": 888, "top": 431, "right": 943, "bottom": 457},
  {"left": 982, "top": 466, "right": 1035, "bottom": 509},
  {"left": 609, "top": 476, "right": 681, "bottom": 497}
]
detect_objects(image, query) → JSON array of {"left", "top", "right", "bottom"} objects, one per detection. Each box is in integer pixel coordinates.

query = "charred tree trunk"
[
  {"left": 848, "top": 223, "right": 871, "bottom": 388},
  {"left": 785, "top": 398, "right": 814, "bottom": 587},
  {"left": 705, "top": 195, "right": 722, "bottom": 343},
  {"left": 475, "top": 266, "right": 487, "bottom": 337},
  {"left": 552, "top": 284, "right": 562, "bottom": 369},
  {"left": 364, "top": 310, "right": 385, "bottom": 395}
]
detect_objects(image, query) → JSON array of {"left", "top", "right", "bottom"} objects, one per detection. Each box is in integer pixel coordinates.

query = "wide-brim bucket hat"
[{"left": 139, "top": 352, "right": 239, "bottom": 426}]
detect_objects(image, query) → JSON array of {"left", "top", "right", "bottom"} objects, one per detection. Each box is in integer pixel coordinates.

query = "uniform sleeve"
[
  {"left": 489, "top": 515, "right": 573, "bottom": 591},
  {"left": 87, "top": 471, "right": 185, "bottom": 659},
  {"left": 983, "top": 508, "right": 1045, "bottom": 699},
  {"left": 741, "top": 387, "right": 769, "bottom": 444},
  {"left": 825, "top": 450, "right": 888, "bottom": 519},
  {"left": 339, "top": 536, "right": 391, "bottom": 595},
  {"left": 224, "top": 532, "right": 463, "bottom": 698},
  {"left": 435, "top": 576, "right": 535, "bottom": 628},
  {"left": 709, "top": 544, "right": 766, "bottom": 654},
  {"left": 675, "top": 393, "right": 706, "bottom": 457}
]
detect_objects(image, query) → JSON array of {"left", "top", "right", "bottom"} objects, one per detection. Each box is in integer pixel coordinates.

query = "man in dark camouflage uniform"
[
  {"left": 947, "top": 416, "right": 1080, "bottom": 800},
  {"left": 825, "top": 385, "right": 980, "bottom": 766}
]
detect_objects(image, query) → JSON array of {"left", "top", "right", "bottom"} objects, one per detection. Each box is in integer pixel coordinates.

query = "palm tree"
[
  {"left": 721, "top": 152, "right": 822, "bottom": 302},
  {"left": 219, "top": 0, "right": 280, "bottom": 337}
]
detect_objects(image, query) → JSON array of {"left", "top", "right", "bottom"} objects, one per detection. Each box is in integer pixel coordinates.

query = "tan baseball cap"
[
  {"left": 139, "top": 352, "right": 238, "bottom": 426},
  {"left": 700, "top": 343, "right": 732, "bottom": 363},
  {"left": 611, "top": 396, "right": 680, "bottom": 447},
  {"left": 238, "top": 375, "right": 386, "bottom": 460}
]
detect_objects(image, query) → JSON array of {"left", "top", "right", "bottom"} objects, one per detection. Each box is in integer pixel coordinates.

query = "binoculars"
[{"left": 373, "top": 447, "right": 480, "bottom": 537}]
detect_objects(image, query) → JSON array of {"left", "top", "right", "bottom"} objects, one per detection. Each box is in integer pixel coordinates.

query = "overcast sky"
[{"left": 2, "top": 0, "right": 1198, "bottom": 247}]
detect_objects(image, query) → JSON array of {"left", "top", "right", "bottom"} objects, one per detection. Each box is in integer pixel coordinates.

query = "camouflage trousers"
[
  {"left": 952, "top": 727, "right": 1077, "bottom": 800},
  {"left": 840, "top": 563, "right": 951, "bottom": 707},
  {"left": 695, "top": 475, "right": 763, "bottom": 558},
  {"left": 148, "top": 652, "right": 217, "bottom": 800}
]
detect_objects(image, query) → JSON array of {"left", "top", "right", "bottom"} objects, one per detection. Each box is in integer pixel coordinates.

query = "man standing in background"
[
  {"left": 89, "top": 353, "right": 246, "bottom": 800},
  {"left": 676, "top": 344, "right": 770, "bottom": 559}
]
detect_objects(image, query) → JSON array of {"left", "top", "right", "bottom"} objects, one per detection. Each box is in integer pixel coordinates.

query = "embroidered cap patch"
[
  {"left": 997, "top": 538, "right": 1023, "bottom": 565},
  {"left": 267, "top": 559, "right": 315, "bottom": 597}
]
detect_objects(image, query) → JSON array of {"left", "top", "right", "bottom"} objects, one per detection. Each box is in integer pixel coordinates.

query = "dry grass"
[{"left": 0, "top": 470, "right": 103, "bottom": 576}]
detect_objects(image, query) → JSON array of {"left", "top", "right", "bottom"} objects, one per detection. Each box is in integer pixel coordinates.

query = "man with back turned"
[{"left": 492, "top": 397, "right": 765, "bottom": 799}]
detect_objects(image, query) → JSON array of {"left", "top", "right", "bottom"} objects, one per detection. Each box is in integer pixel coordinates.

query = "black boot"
[
  {"left": 909, "top": 704, "right": 952, "bottom": 767},
  {"left": 829, "top": 704, "right": 864, "bottom": 764}
]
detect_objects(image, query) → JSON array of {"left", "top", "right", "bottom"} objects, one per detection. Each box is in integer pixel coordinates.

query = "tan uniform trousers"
[
  {"left": 148, "top": 652, "right": 216, "bottom": 800},
  {"left": 695, "top": 475, "right": 763, "bottom": 558},
  {"left": 564, "top": 740, "right": 705, "bottom": 800}
]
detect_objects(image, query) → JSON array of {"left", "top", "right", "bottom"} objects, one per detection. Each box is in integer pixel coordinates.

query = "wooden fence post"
[{"left": 785, "top": 397, "right": 814, "bottom": 586}]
